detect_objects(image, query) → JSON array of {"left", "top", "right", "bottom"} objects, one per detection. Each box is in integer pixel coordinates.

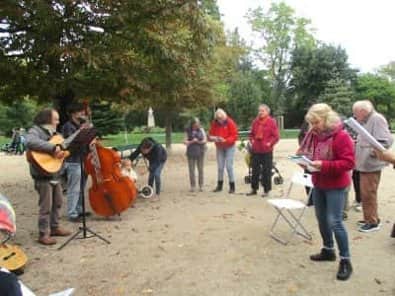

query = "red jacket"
[
  {"left": 249, "top": 116, "right": 279, "bottom": 153},
  {"left": 209, "top": 117, "right": 238, "bottom": 149},
  {"left": 311, "top": 129, "right": 355, "bottom": 189}
]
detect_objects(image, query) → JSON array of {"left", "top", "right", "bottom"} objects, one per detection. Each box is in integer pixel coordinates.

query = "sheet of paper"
[
  {"left": 288, "top": 155, "right": 319, "bottom": 172},
  {"left": 344, "top": 117, "right": 386, "bottom": 151}
]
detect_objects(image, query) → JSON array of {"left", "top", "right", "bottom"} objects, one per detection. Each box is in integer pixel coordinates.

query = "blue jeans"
[
  {"left": 149, "top": 163, "right": 165, "bottom": 195},
  {"left": 64, "top": 162, "right": 83, "bottom": 218},
  {"left": 312, "top": 187, "right": 350, "bottom": 258},
  {"left": 216, "top": 145, "right": 235, "bottom": 182}
]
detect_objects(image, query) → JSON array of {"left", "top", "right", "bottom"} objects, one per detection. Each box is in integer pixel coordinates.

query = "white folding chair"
[{"left": 267, "top": 172, "right": 313, "bottom": 245}]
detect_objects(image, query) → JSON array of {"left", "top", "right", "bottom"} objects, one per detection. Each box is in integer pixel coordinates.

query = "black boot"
[
  {"left": 336, "top": 259, "right": 353, "bottom": 281},
  {"left": 310, "top": 248, "right": 336, "bottom": 261},
  {"left": 229, "top": 182, "right": 235, "bottom": 194},
  {"left": 246, "top": 189, "right": 257, "bottom": 196},
  {"left": 213, "top": 181, "right": 223, "bottom": 192}
]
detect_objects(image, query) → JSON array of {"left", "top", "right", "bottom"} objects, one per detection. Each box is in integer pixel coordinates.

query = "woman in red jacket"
[
  {"left": 247, "top": 104, "right": 279, "bottom": 197},
  {"left": 208, "top": 108, "right": 238, "bottom": 193},
  {"left": 298, "top": 103, "right": 355, "bottom": 281}
]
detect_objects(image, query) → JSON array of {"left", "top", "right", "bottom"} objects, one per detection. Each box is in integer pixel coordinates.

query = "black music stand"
[{"left": 58, "top": 127, "right": 110, "bottom": 250}]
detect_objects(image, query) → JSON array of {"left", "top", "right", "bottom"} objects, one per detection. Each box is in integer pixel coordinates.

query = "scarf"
[
  {"left": 255, "top": 116, "right": 268, "bottom": 140},
  {"left": 299, "top": 124, "right": 342, "bottom": 161},
  {"left": 41, "top": 124, "right": 56, "bottom": 136}
]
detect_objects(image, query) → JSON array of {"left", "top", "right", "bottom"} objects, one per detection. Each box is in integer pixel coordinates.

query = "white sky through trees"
[{"left": 217, "top": 0, "right": 395, "bottom": 73}]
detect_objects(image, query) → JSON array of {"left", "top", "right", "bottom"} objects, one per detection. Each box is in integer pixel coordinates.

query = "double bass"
[{"left": 84, "top": 141, "right": 137, "bottom": 217}]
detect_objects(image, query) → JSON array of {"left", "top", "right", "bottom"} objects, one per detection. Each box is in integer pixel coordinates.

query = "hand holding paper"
[
  {"left": 344, "top": 117, "right": 386, "bottom": 151},
  {"left": 288, "top": 155, "right": 320, "bottom": 172}
]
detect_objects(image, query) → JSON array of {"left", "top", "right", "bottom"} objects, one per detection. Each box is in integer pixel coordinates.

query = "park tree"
[
  {"left": 246, "top": 1, "right": 316, "bottom": 115},
  {"left": 90, "top": 101, "right": 124, "bottom": 137},
  {"left": 226, "top": 69, "right": 266, "bottom": 130},
  {"left": 0, "top": 1, "right": 220, "bottom": 144},
  {"left": 122, "top": 8, "right": 220, "bottom": 148},
  {"left": 378, "top": 61, "right": 395, "bottom": 82},
  {"left": 355, "top": 73, "right": 395, "bottom": 121},
  {"left": 200, "top": 0, "right": 221, "bottom": 21},
  {"left": 318, "top": 78, "right": 355, "bottom": 117},
  {"left": 0, "top": 98, "right": 41, "bottom": 135},
  {"left": 287, "top": 44, "right": 357, "bottom": 127}
]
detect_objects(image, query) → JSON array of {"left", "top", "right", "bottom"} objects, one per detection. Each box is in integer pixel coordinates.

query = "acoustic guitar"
[
  {"left": 26, "top": 128, "right": 82, "bottom": 175},
  {"left": 0, "top": 243, "right": 28, "bottom": 275}
]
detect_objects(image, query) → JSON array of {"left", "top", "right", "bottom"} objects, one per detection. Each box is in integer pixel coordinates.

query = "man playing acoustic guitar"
[{"left": 25, "top": 108, "right": 71, "bottom": 245}]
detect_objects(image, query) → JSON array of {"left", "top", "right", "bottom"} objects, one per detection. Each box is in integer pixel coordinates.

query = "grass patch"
[
  {"left": 0, "top": 130, "right": 299, "bottom": 149},
  {"left": 0, "top": 136, "right": 10, "bottom": 146},
  {"left": 280, "top": 129, "right": 299, "bottom": 138},
  {"left": 103, "top": 129, "right": 299, "bottom": 148},
  {"left": 101, "top": 132, "right": 185, "bottom": 148}
]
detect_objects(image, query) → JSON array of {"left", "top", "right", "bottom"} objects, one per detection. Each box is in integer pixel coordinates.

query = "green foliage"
[
  {"left": 1, "top": 1, "right": 226, "bottom": 148},
  {"left": 246, "top": 2, "right": 316, "bottom": 114},
  {"left": 355, "top": 73, "right": 395, "bottom": 119},
  {"left": 0, "top": 98, "right": 41, "bottom": 135},
  {"left": 215, "top": 30, "right": 271, "bottom": 129},
  {"left": 200, "top": 0, "right": 221, "bottom": 20},
  {"left": 318, "top": 78, "right": 355, "bottom": 117},
  {"left": 0, "top": 135, "right": 10, "bottom": 146},
  {"left": 287, "top": 43, "right": 358, "bottom": 127},
  {"left": 379, "top": 61, "right": 395, "bottom": 82},
  {"left": 91, "top": 101, "right": 124, "bottom": 136},
  {"left": 226, "top": 71, "right": 265, "bottom": 130}
]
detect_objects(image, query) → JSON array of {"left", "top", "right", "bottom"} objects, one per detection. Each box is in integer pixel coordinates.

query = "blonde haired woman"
[
  {"left": 298, "top": 103, "right": 355, "bottom": 281},
  {"left": 208, "top": 108, "right": 238, "bottom": 193}
]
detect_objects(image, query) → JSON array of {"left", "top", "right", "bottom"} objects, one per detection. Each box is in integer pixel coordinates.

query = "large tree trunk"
[
  {"left": 164, "top": 112, "right": 172, "bottom": 150},
  {"left": 53, "top": 89, "right": 76, "bottom": 129}
]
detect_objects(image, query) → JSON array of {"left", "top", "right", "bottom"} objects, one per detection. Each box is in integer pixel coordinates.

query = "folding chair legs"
[{"left": 269, "top": 207, "right": 312, "bottom": 245}]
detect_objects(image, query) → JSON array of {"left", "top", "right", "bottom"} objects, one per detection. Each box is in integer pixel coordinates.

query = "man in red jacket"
[
  {"left": 247, "top": 104, "right": 279, "bottom": 197},
  {"left": 208, "top": 108, "right": 238, "bottom": 193}
]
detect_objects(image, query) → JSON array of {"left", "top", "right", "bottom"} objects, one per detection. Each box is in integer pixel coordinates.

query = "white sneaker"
[{"left": 353, "top": 203, "right": 362, "bottom": 212}]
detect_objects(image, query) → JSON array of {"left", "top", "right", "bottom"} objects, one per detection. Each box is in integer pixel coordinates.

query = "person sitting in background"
[
  {"left": 129, "top": 137, "right": 167, "bottom": 198},
  {"left": 373, "top": 148, "right": 395, "bottom": 238},
  {"left": 25, "top": 108, "right": 71, "bottom": 245},
  {"left": 120, "top": 158, "right": 138, "bottom": 183}
]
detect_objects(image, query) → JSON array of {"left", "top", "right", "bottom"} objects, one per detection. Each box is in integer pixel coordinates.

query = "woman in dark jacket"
[{"left": 129, "top": 137, "right": 167, "bottom": 197}]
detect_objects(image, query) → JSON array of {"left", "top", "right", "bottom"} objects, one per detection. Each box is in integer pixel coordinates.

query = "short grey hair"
[
  {"left": 215, "top": 108, "right": 227, "bottom": 119},
  {"left": 259, "top": 104, "right": 271, "bottom": 114},
  {"left": 353, "top": 100, "right": 374, "bottom": 113}
]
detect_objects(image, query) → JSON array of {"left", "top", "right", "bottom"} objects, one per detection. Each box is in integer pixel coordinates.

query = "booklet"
[
  {"left": 343, "top": 117, "right": 386, "bottom": 151},
  {"left": 288, "top": 155, "right": 320, "bottom": 172}
]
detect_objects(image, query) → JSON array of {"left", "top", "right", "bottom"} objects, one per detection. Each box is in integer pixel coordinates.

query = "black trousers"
[
  {"left": 352, "top": 170, "right": 361, "bottom": 203},
  {"left": 251, "top": 152, "right": 273, "bottom": 193}
]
